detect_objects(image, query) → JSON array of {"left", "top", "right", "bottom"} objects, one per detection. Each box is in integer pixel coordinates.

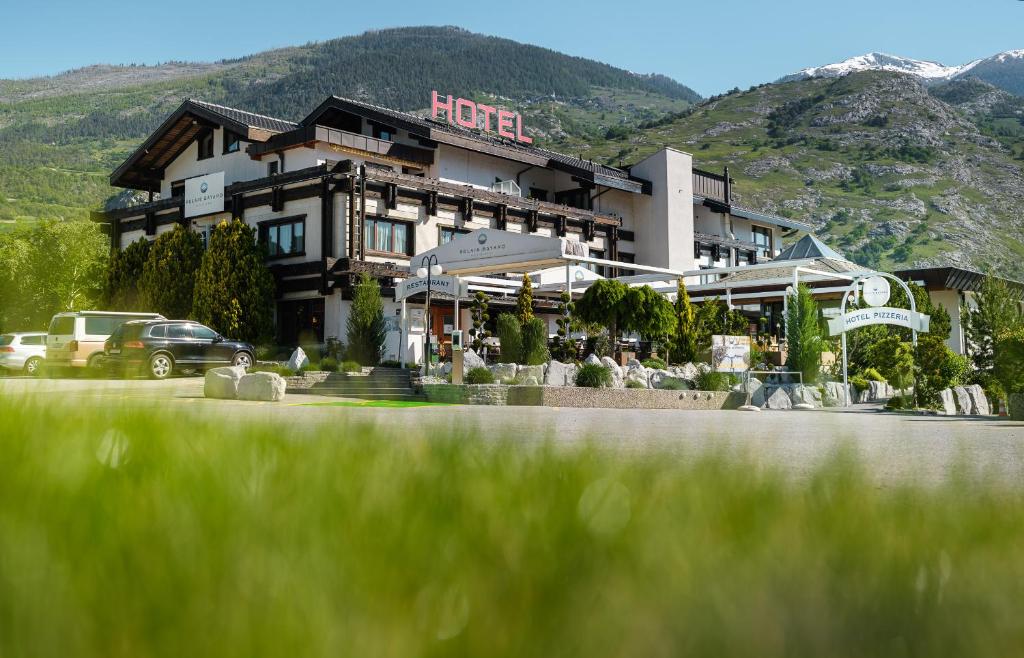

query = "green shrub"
[
  {"left": 694, "top": 369, "right": 733, "bottom": 392},
  {"left": 575, "top": 363, "right": 611, "bottom": 388},
  {"left": 851, "top": 376, "right": 870, "bottom": 393},
  {"left": 642, "top": 357, "right": 666, "bottom": 370},
  {"left": 465, "top": 367, "right": 495, "bottom": 385},
  {"left": 341, "top": 361, "right": 362, "bottom": 374},
  {"left": 625, "top": 380, "right": 647, "bottom": 389},
  {"left": 320, "top": 357, "right": 339, "bottom": 372},
  {"left": 863, "top": 367, "right": 886, "bottom": 382},
  {"left": 585, "top": 334, "right": 612, "bottom": 358},
  {"left": 496, "top": 313, "right": 523, "bottom": 364},
  {"left": 521, "top": 317, "right": 550, "bottom": 366},
  {"left": 379, "top": 360, "right": 402, "bottom": 369},
  {"left": 253, "top": 364, "right": 296, "bottom": 377},
  {"left": 657, "top": 377, "right": 689, "bottom": 391}
]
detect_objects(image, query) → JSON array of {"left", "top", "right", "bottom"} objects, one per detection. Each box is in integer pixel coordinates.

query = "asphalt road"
[{"left": 4, "top": 376, "right": 1024, "bottom": 486}]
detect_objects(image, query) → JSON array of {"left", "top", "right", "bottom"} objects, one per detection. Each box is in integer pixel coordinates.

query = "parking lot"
[{"left": 3, "top": 375, "right": 1024, "bottom": 487}]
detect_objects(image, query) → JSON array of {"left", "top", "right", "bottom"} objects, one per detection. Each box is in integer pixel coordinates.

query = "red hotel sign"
[{"left": 431, "top": 91, "right": 532, "bottom": 144}]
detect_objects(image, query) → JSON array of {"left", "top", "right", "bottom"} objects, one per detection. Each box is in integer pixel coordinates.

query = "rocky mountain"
[
  {"left": 782, "top": 50, "right": 1024, "bottom": 96},
  {"left": 576, "top": 71, "right": 1024, "bottom": 277}
]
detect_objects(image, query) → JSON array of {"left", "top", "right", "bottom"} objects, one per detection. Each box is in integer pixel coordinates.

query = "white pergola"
[{"left": 398, "top": 228, "right": 880, "bottom": 364}]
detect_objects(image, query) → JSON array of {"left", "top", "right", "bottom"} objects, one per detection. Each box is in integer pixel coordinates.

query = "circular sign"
[
  {"left": 861, "top": 276, "right": 891, "bottom": 307},
  {"left": 200, "top": 182, "right": 208, "bottom": 193},
  {"left": 477, "top": 232, "right": 488, "bottom": 245}
]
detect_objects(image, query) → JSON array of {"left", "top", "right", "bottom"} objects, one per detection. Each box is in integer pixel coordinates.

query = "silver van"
[{"left": 46, "top": 311, "right": 165, "bottom": 371}]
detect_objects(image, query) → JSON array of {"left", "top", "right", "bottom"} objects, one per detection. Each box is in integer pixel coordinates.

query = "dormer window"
[
  {"left": 223, "top": 129, "right": 243, "bottom": 154},
  {"left": 197, "top": 130, "right": 214, "bottom": 160}
]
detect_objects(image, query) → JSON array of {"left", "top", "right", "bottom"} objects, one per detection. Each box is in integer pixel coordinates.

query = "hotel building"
[{"left": 94, "top": 94, "right": 813, "bottom": 357}]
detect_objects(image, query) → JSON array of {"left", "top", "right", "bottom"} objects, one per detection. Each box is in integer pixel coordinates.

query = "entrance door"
[{"left": 277, "top": 298, "right": 325, "bottom": 347}]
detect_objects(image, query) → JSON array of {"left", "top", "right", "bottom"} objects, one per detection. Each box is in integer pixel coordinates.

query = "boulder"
[
  {"left": 823, "top": 381, "right": 852, "bottom": 407},
  {"left": 543, "top": 360, "right": 578, "bottom": 386},
  {"left": 584, "top": 354, "right": 602, "bottom": 367},
  {"left": 857, "top": 388, "right": 872, "bottom": 404},
  {"left": 789, "top": 385, "right": 822, "bottom": 408},
  {"left": 204, "top": 365, "right": 247, "bottom": 400},
  {"left": 516, "top": 364, "right": 546, "bottom": 382},
  {"left": 287, "top": 347, "right": 309, "bottom": 372},
  {"left": 237, "top": 372, "right": 287, "bottom": 402},
  {"left": 869, "top": 381, "right": 886, "bottom": 401},
  {"left": 739, "top": 377, "right": 765, "bottom": 407},
  {"left": 650, "top": 370, "right": 690, "bottom": 390},
  {"left": 521, "top": 376, "right": 540, "bottom": 386},
  {"left": 952, "top": 386, "right": 972, "bottom": 415},
  {"left": 462, "top": 349, "right": 485, "bottom": 374},
  {"left": 626, "top": 357, "right": 642, "bottom": 368},
  {"left": 624, "top": 365, "right": 649, "bottom": 388},
  {"left": 674, "top": 362, "right": 700, "bottom": 382},
  {"left": 938, "top": 388, "right": 957, "bottom": 416},
  {"left": 600, "top": 356, "right": 624, "bottom": 388},
  {"left": 764, "top": 387, "right": 793, "bottom": 410},
  {"left": 489, "top": 363, "right": 518, "bottom": 384},
  {"left": 966, "top": 384, "right": 991, "bottom": 416}
]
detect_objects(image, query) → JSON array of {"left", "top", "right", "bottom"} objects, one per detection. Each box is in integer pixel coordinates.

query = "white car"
[
  {"left": 0, "top": 332, "right": 47, "bottom": 376},
  {"left": 46, "top": 311, "right": 164, "bottom": 372}
]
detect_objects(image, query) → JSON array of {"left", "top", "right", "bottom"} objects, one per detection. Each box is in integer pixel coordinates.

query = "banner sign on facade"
[
  {"left": 432, "top": 91, "right": 533, "bottom": 144},
  {"left": 395, "top": 275, "right": 469, "bottom": 302},
  {"left": 711, "top": 335, "right": 751, "bottom": 373},
  {"left": 828, "top": 307, "right": 930, "bottom": 336},
  {"left": 184, "top": 172, "right": 225, "bottom": 219}
]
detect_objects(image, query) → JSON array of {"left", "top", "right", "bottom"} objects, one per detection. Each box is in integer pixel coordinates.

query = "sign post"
[{"left": 832, "top": 273, "right": 930, "bottom": 407}]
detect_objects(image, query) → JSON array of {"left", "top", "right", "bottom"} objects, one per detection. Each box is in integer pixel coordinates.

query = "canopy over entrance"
[{"left": 408, "top": 229, "right": 588, "bottom": 276}]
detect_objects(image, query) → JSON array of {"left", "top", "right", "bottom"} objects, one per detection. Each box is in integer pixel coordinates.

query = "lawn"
[{"left": 1, "top": 394, "right": 1022, "bottom": 656}]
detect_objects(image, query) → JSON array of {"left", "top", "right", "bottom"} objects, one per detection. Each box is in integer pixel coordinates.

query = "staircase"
[{"left": 308, "top": 367, "right": 424, "bottom": 401}]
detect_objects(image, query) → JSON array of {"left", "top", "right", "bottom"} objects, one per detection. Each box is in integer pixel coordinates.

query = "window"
[
  {"left": 149, "top": 325, "right": 166, "bottom": 338},
  {"left": 263, "top": 217, "right": 305, "bottom": 258},
  {"left": 584, "top": 248, "right": 606, "bottom": 276},
  {"left": 223, "top": 129, "right": 243, "bottom": 154},
  {"left": 555, "top": 188, "right": 591, "bottom": 210},
  {"left": 49, "top": 316, "right": 75, "bottom": 335},
  {"left": 84, "top": 317, "right": 128, "bottom": 336},
  {"left": 198, "top": 225, "right": 212, "bottom": 250},
  {"left": 364, "top": 217, "right": 410, "bottom": 255},
  {"left": 167, "top": 324, "right": 191, "bottom": 339},
  {"left": 0, "top": 335, "right": 12, "bottom": 346},
  {"left": 529, "top": 187, "right": 549, "bottom": 202},
  {"left": 21, "top": 335, "right": 43, "bottom": 346},
  {"left": 197, "top": 130, "right": 214, "bottom": 160},
  {"left": 440, "top": 226, "right": 469, "bottom": 245},
  {"left": 752, "top": 226, "right": 773, "bottom": 258},
  {"left": 191, "top": 325, "right": 218, "bottom": 340},
  {"left": 171, "top": 181, "right": 185, "bottom": 198},
  {"left": 268, "top": 160, "right": 279, "bottom": 177},
  {"left": 372, "top": 123, "right": 396, "bottom": 141}
]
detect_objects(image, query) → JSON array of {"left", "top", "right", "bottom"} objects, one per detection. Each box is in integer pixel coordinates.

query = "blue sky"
[{"left": 1, "top": 0, "right": 1021, "bottom": 95}]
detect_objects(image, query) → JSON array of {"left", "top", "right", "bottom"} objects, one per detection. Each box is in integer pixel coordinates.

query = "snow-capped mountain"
[{"left": 780, "top": 50, "right": 1024, "bottom": 96}]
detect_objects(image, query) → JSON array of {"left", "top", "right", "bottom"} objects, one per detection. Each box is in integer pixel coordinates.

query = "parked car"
[
  {"left": 46, "top": 311, "right": 165, "bottom": 373},
  {"left": 0, "top": 332, "right": 47, "bottom": 376},
  {"left": 104, "top": 320, "right": 255, "bottom": 380}
]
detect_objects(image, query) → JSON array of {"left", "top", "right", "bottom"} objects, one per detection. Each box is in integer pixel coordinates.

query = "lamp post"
[{"left": 416, "top": 254, "right": 443, "bottom": 376}]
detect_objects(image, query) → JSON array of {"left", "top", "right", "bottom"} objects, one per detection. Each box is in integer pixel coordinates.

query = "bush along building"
[{"left": 93, "top": 94, "right": 811, "bottom": 357}]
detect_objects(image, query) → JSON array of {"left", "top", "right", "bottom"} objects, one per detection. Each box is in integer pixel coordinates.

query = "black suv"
[{"left": 104, "top": 320, "right": 255, "bottom": 379}]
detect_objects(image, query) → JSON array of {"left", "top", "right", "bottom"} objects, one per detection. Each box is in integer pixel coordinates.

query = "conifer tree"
[
  {"left": 346, "top": 273, "right": 387, "bottom": 366},
  {"left": 140, "top": 225, "right": 204, "bottom": 319},
  {"left": 516, "top": 273, "right": 534, "bottom": 325},
  {"left": 191, "top": 220, "right": 275, "bottom": 342},
  {"left": 671, "top": 279, "right": 698, "bottom": 364},
  {"left": 104, "top": 237, "right": 150, "bottom": 311}
]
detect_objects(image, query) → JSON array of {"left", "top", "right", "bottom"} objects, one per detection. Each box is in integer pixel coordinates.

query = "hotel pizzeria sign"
[
  {"left": 827, "top": 307, "right": 930, "bottom": 336},
  {"left": 431, "top": 91, "right": 533, "bottom": 144}
]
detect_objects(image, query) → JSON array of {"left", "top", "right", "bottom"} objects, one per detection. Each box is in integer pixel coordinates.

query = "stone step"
[{"left": 308, "top": 391, "right": 427, "bottom": 401}]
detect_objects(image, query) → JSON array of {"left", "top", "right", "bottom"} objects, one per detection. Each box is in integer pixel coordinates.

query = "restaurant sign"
[
  {"left": 432, "top": 91, "right": 533, "bottom": 144},
  {"left": 184, "top": 171, "right": 225, "bottom": 219},
  {"left": 827, "top": 307, "right": 930, "bottom": 336},
  {"left": 395, "top": 274, "right": 469, "bottom": 302}
]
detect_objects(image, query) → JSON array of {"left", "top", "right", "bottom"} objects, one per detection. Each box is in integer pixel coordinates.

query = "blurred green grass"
[{"left": 1, "top": 395, "right": 1022, "bottom": 657}]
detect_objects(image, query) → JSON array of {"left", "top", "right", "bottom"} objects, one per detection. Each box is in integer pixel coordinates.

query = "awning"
[{"left": 409, "top": 228, "right": 588, "bottom": 276}]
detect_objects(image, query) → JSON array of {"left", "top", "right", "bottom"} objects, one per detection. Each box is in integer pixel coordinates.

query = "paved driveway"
[{"left": 4, "top": 377, "right": 1024, "bottom": 486}]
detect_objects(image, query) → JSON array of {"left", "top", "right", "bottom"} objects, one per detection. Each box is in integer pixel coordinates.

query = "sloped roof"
[
  {"left": 111, "top": 98, "right": 296, "bottom": 191},
  {"left": 774, "top": 234, "right": 847, "bottom": 261},
  {"left": 715, "top": 256, "right": 863, "bottom": 285},
  {"left": 189, "top": 99, "right": 297, "bottom": 134}
]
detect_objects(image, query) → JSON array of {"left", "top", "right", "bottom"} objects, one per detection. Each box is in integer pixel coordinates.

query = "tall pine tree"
[
  {"left": 191, "top": 220, "right": 275, "bottom": 342},
  {"left": 140, "top": 225, "right": 204, "bottom": 319}
]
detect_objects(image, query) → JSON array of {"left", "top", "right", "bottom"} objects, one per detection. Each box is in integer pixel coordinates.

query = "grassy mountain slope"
[
  {"left": 580, "top": 71, "right": 1024, "bottom": 277},
  {"left": 0, "top": 27, "right": 697, "bottom": 228}
]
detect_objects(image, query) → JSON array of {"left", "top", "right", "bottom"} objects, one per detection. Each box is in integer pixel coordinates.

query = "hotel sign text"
[
  {"left": 431, "top": 91, "right": 533, "bottom": 144},
  {"left": 184, "top": 171, "right": 225, "bottom": 219},
  {"left": 827, "top": 307, "right": 931, "bottom": 336}
]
